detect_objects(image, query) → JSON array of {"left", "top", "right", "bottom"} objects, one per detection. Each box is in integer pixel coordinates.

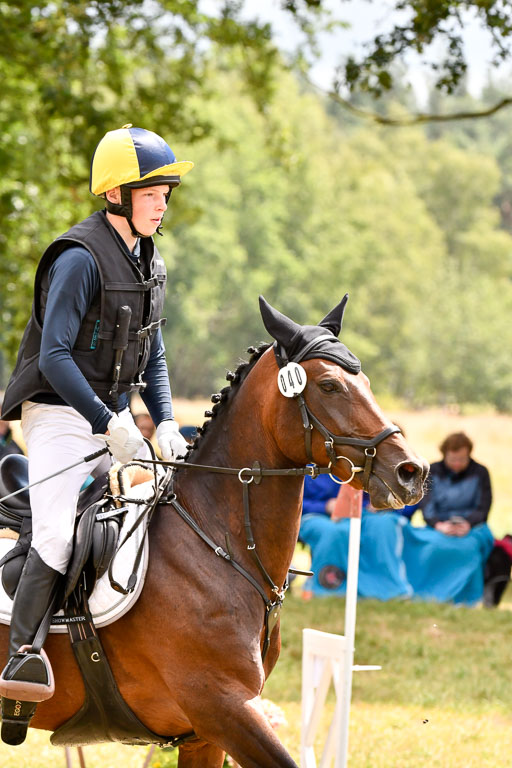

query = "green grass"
[{"left": 5, "top": 590, "right": 509, "bottom": 767}]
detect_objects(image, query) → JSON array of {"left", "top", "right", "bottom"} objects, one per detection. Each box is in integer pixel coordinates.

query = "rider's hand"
[
  {"left": 156, "top": 420, "right": 188, "bottom": 461},
  {"left": 96, "top": 413, "right": 144, "bottom": 464}
]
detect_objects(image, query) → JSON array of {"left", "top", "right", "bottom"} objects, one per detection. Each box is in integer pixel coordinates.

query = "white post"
[
  {"left": 301, "top": 488, "right": 379, "bottom": 768},
  {"left": 334, "top": 513, "right": 361, "bottom": 768}
]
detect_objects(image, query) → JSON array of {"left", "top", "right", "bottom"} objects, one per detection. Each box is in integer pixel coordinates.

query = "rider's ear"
[
  {"left": 259, "top": 296, "right": 302, "bottom": 349},
  {"left": 105, "top": 186, "right": 122, "bottom": 205},
  {"left": 318, "top": 294, "right": 349, "bottom": 336}
]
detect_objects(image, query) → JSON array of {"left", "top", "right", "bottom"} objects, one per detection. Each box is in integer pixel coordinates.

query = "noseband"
[{"left": 295, "top": 393, "right": 401, "bottom": 490}]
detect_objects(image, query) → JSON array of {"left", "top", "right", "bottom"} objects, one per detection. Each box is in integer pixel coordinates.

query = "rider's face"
[{"left": 130, "top": 185, "right": 170, "bottom": 237}]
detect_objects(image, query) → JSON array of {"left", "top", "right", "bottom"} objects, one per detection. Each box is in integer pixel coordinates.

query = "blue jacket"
[
  {"left": 301, "top": 474, "right": 417, "bottom": 519},
  {"left": 421, "top": 458, "right": 492, "bottom": 528},
  {"left": 302, "top": 474, "right": 339, "bottom": 517}
]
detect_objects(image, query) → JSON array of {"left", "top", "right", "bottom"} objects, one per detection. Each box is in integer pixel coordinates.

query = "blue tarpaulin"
[{"left": 299, "top": 511, "right": 494, "bottom": 606}]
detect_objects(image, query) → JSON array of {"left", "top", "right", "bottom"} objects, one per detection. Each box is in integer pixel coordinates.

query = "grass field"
[
  {"left": 2, "top": 403, "right": 512, "bottom": 766},
  {"left": 2, "top": 590, "right": 512, "bottom": 767}
]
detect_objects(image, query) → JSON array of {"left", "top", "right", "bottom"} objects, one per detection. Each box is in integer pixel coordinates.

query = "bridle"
[
  {"left": 294, "top": 392, "right": 400, "bottom": 489},
  {"left": 273, "top": 336, "right": 401, "bottom": 490},
  {"left": 145, "top": 340, "right": 402, "bottom": 660}
]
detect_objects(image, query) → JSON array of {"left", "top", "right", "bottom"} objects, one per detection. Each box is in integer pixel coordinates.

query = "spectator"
[
  {"left": 300, "top": 430, "right": 495, "bottom": 606},
  {"left": 179, "top": 425, "right": 198, "bottom": 443},
  {"left": 300, "top": 474, "right": 413, "bottom": 600},
  {"left": 421, "top": 432, "right": 492, "bottom": 535},
  {"left": 363, "top": 492, "right": 419, "bottom": 520},
  {"left": 403, "top": 431, "right": 494, "bottom": 605}
]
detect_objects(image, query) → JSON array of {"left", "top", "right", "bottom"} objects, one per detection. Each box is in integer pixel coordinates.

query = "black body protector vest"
[{"left": 1, "top": 211, "right": 166, "bottom": 421}]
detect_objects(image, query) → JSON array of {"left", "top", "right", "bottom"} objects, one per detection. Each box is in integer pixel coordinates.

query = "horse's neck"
[{"left": 176, "top": 364, "right": 304, "bottom": 590}]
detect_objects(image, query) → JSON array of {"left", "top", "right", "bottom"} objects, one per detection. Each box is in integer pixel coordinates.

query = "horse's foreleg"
[
  {"left": 188, "top": 693, "right": 298, "bottom": 768},
  {"left": 177, "top": 739, "right": 225, "bottom": 767}
]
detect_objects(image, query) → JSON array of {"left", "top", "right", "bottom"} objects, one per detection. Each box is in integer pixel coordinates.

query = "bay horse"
[{"left": 0, "top": 296, "right": 428, "bottom": 767}]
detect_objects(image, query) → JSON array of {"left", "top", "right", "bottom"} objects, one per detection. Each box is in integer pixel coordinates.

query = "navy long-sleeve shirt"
[
  {"left": 35, "top": 237, "right": 173, "bottom": 434},
  {"left": 421, "top": 458, "right": 492, "bottom": 528}
]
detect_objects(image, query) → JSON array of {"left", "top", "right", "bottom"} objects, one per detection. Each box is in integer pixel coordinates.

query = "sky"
[{"left": 202, "top": 0, "right": 510, "bottom": 106}]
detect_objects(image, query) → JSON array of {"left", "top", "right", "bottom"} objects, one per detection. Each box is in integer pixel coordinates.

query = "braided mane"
[{"left": 185, "top": 343, "right": 271, "bottom": 459}]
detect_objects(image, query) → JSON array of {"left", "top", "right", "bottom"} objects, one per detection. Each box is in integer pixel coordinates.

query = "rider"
[{"left": 0, "top": 125, "right": 193, "bottom": 744}]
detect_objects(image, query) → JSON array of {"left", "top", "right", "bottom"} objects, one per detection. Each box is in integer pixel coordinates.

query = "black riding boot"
[{"left": 0, "top": 548, "right": 61, "bottom": 745}]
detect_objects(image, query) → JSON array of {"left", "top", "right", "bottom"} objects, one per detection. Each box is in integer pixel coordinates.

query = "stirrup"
[{"left": 0, "top": 646, "right": 55, "bottom": 746}]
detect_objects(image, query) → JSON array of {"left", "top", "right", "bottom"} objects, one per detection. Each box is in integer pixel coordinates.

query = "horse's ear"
[
  {"left": 318, "top": 294, "right": 349, "bottom": 336},
  {"left": 259, "top": 295, "right": 302, "bottom": 348}
]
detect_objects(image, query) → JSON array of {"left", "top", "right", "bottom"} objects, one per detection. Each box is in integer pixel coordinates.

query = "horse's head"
[{"left": 259, "top": 295, "right": 428, "bottom": 509}]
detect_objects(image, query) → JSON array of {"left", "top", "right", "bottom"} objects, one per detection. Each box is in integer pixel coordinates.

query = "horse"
[{"left": 0, "top": 295, "right": 428, "bottom": 767}]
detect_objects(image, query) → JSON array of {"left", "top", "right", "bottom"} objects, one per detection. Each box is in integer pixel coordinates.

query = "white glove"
[
  {"left": 156, "top": 419, "right": 188, "bottom": 461},
  {"left": 96, "top": 413, "right": 144, "bottom": 464}
]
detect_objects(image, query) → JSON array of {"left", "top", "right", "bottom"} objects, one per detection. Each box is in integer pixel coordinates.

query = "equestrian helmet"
[
  {"left": 90, "top": 125, "right": 194, "bottom": 235},
  {"left": 90, "top": 124, "right": 193, "bottom": 196}
]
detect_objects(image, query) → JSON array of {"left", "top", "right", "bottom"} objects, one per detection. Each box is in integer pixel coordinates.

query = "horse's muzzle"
[
  {"left": 367, "top": 457, "right": 428, "bottom": 509},
  {"left": 394, "top": 458, "right": 429, "bottom": 505}
]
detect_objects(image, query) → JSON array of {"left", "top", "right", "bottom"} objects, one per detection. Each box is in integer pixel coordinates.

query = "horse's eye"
[{"left": 319, "top": 380, "right": 340, "bottom": 393}]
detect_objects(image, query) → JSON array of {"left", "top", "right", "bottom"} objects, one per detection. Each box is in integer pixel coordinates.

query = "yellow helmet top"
[{"left": 90, "top": 124, "right": 193, "bottom": 196}]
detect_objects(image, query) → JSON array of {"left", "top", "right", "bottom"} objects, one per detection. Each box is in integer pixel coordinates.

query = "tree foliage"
[
  {"left": 160, "top": 68, "right": 512, "bottom": 409},
  {"left": 2, "top": 2, "right": 512, "bottom": 411},
  {"left": 0, "top": 0, "right": 284, "bottom": 360},
  {"left": 337, "top": 0, "right": 512, "bottom": 97}
]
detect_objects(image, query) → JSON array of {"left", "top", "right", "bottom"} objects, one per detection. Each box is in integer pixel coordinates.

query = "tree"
[
  {"left": 0, "top": 0, "right": 287, "bottom": 370},
  {"left": 337, "top": 1, "right": 512, "bottom": 97}
]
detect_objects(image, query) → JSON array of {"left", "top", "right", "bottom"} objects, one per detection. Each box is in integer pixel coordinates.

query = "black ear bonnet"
[{"left": 259, "top": 295, "right": 361, "bottom": 374}]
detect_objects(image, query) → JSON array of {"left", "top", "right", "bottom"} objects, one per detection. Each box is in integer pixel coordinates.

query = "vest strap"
[
  {"left": 104, "top": 281, "right": 158, "bottom": 292},
  {"left": 138, "top": 319, "right": 167, "bottom": 339}
]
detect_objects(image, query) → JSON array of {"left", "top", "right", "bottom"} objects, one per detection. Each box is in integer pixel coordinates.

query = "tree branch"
[{"left": 324, "top": 88, "right": 512, "bottom": 125}]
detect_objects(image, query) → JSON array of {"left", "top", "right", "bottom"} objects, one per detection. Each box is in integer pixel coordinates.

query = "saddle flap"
[
  {"left": 64, "top": 504, "right": 100, "bottom": 600},
  {"left": 0, "top": 455, "right": 30, "bottom": 513},
  {"left": 64, "top": 502, "right": 123, "bottom": 601},
  {"left": 92, "top": 518, "right": 120, "bottom": 581}
]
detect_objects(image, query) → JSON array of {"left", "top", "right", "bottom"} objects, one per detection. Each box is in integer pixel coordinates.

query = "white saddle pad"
[{"left": 0, "top": 478, "right": 157, "bottom": 633}]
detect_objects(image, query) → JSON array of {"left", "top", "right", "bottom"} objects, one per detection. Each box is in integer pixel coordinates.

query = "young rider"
[{"left": 0, "top": 125, "right": 193, "bottom": 744}]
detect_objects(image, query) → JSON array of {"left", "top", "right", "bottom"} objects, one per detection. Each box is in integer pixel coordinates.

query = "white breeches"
[{"left": 21, "top": 402, "right": 147, "bottom": 574}]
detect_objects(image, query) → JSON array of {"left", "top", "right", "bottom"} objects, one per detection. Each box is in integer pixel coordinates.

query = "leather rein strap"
[
  {"left": 149, "top": 396, "right": 400, "bottom": 662},
  {"left": 147, "top": 341, "right": 401, "bottom": 661}
]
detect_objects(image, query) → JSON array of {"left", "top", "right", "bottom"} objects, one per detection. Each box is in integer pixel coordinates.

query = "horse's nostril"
[{"left": 397, "top": 462, "right": 420, "bottom": 486}]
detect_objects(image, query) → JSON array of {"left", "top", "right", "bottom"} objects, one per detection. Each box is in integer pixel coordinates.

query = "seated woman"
[
  {"left": 299, "top": 431, "right": 494, "bottom": 606},
  {"left": 402, "top": 432, "right": 494, "bottom": 605},
  {"left": 299, "top": 474, "right": 413, "bottom": 600}
]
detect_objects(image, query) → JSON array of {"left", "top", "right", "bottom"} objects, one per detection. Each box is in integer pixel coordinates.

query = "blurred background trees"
[{"left": 2, "top": 1, "right": 512, "bottom": 410}]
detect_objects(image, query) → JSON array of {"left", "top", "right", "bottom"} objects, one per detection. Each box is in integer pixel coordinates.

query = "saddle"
[
  {"left": 0, "top": 452, "right": 183, "bottom": 749},
  {"left": 0, "top": 454, "right": 122, "bottom": 601}
]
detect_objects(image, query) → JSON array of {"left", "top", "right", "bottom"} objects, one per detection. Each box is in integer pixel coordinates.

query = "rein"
[{"left": 144, "top": 395, "right": 401, "bottom": 662}]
